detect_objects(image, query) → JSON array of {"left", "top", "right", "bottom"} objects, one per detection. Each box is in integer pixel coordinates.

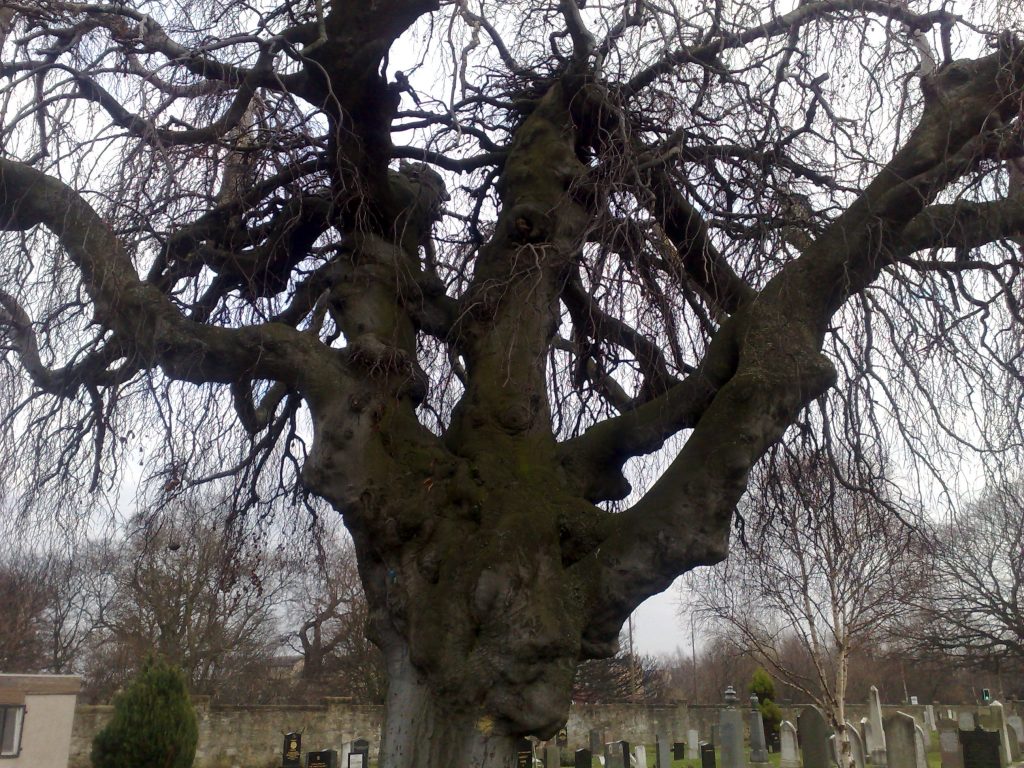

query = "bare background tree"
[
  {"left": 283, "top": 521, "right": 386, "bottom": 702},
  {"left": 901, "top": 480, "right": 1024, "bottom": 691},
  {"left": 3, "top": 0, "right": 1024, "bottom": 764},
  {"left": 684, "top": 451, "right": 926, "bottom": 768}
]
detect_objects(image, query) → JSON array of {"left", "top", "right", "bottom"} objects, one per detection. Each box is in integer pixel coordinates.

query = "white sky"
[{"left": 631, "top": 577, "right": 690, "bottom": 658}]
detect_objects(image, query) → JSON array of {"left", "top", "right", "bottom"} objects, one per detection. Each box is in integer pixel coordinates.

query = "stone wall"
[
  {"left": 67, "top": 698, "right": 1005, "bottom": 767},
  {"left": 69, "top": 697, "right": 384, "bottom": 768},
  {"left": 565, "top": 702, "right": 688, "bottom": 750},
  {"left": 70, "top": 699, "right": 689, "bottom": 767}
]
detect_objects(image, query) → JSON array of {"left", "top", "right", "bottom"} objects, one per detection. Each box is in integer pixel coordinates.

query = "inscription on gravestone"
[
  {"left": 516, "top": 737, "right": 534, "bottom": 768},
  {"left": 961, "top": 729, "right": 1001, "bottom": 768},
  {"left": 306, "top": 750, "right": 338, "bottom": 768},
  {"left": 348, "top": 738, "right": 369, "bottom": 768},
  {"left": 282, "top": 732, "right": 302, "bottom": 768}
]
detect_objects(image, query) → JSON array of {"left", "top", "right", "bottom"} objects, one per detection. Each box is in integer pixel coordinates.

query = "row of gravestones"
[
  {"left": 280, "top": 732, "right": 370, "bottom": 768},
  {"left": 567, "top": 733, "right": 711, "bottom": 768},
  {"left": 939, "top": 707, "right": 1024, "bottom": 768},
  {"left": 781, "top": 705, "right": 1023, "bottom": 768}
]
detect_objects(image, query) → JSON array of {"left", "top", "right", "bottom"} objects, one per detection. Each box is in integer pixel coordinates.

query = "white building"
[{"left": 0, "top": 674, "right": 80, "bottom": 768}]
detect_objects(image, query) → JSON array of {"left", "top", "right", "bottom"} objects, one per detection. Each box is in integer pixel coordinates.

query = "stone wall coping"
[{"left": 0, "top": 673, "right": 81, "bottom": 695}]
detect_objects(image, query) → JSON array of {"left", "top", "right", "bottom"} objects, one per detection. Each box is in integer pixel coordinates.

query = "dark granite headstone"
[
  {"left": 282, "top": 733, "right": 302, "bottom": 768},
  {"left": 605, "top": 740, "right": 630, "bottom": 768},
  {"left": 701, "top": 741, "right": 717, "bottom": 768},
  {"left": 675, "top": 742, "right": 687, "bottom": 759},
  {"left": 961, "top": 728, "right": 1001, "bottom": 768},
  {"left": 347, "top": 738, "right": 369, "bottom": 768},
  {"left": 575, "top": 748, "right": 593, "bottom": 768},
  {"left": 516, "top": 737, "right": 534, "bottom": 768},
  {"left": 799, "top": 705, "right": 833, "bottom": 768},
  {"left": 306, "top": 750, "right": 338, "bottom": 768}
]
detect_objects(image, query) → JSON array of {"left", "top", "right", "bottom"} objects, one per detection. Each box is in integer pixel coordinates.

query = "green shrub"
[
  {"left": 91, "top": 657, "right": 198, "bottom": 768},
  {"left": 750, "top": 667, "right": 783, "bottom": 740}
]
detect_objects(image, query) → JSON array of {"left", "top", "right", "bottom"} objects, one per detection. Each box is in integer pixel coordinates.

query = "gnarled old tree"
[{"left": 3, "top": 1, "right": 1024, "bottom": 765}]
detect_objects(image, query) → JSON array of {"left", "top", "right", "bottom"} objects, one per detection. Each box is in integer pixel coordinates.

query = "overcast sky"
[{"left": 630, "top": 576, "right": 690, "bottom": 658}]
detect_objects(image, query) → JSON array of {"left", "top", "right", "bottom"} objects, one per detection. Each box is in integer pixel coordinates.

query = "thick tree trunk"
[{"left": 379, "top": 645, "right": 519, "bottom": 768}]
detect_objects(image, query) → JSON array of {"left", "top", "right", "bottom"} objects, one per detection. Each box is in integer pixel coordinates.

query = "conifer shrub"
[
  {"left": 91, "top": 657, "right": 198, "bottom": 768},
  {"left": 750, "top": 667, "right": 784, "bottom": 743}
]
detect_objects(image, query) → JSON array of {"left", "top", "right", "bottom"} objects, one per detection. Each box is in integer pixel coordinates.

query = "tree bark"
[{"left": 379, "top": 644, "right": 520, "bottom": 768}]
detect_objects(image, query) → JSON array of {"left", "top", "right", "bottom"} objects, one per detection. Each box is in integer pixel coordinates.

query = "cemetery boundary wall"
[
  {"left": 69, "top": 698, "right": 689, "bottom": 768},
  {"left": 67, "top": 698, "right": 1009, "bottom": 768}
]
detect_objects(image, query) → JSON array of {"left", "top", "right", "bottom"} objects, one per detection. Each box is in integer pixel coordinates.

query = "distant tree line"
[
  {"left": 0, "top": 493, "right": 385, "bottom": 705},
  {"left": 675, "top": 449, "right": 1024, "bottom": 711}
]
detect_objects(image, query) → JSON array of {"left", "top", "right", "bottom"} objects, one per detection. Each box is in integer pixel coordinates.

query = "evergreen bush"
[{"left": 91, "top": 657, "right": 198, "bottom": 768}]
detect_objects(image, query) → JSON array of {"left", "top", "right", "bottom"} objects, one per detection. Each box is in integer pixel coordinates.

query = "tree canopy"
[{"left": 3, "top": 0, "right": 1024, "bottom": 765}]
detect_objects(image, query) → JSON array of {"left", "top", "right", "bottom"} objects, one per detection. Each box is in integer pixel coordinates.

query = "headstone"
[
  {"left": 516, "top": 737, "right": 534, "bottom": 768},
  {"left": 675, "top": 742, "right": 686, "bottom": 760},
  {"left": 306, "top": 751, "right": 338, "bottom": 768},
  {"left": 591, "top": 730, "right": 604, "bottom": 757},
  {"left": 545, "top": 744, "right": 561, "bottom": 767},
  {"left": 959, "top": 713, "right": 977, "bottom": 732},
  {"left": 939, "top": 721, "right": 964, "bottom": 768},
  {"left": 780, "top": 721, "right": 800, "bottom": 768},
  {"left": 961, "top": 728, "right": 1001, "bottom": 768},
  {"left": 282, "top": 732, "right": 302, "bottom": 768},
  {"left": 911, "top": 697, "right": 919, "bottom": 706},
  {"left": 868, "top": 687, "right": 888, "bottom": 767},
  {"left": 635, "top": 744, "right": 648, "bottom": 768},
  {"left": 749, "top": 695, "right": 771, "bottom": 768},
  {"left": 799, "top": 706, "right": 833, "bottom": 768},
  {"left": 988, "top": 701, "right": 1013, "bottom": 765},
  {"left": 837, "top": 722, "right": 866, "bottom": 768},
  {"left": 1005, "top": 724, "right": 1020, "bottom": 762},
  {"left": 720, "top": 686, "right": 747, "bottom": 768},
  {"left": 883, "top": 713, "right": 918, "bottom": 768},
  {"left": 605, "top": 740, "right": 630, "bottom": 768},
  {"left": 862, "top": 718, "right": 873, "bottom": 762},
  {"left": 1007, "top": 716, "right": 1024, "bottom": 750},
  {"left": 349, "top": 738, "right": 369, "bottom": 768},
  {"left": 576, "top": 748, "right": 593, "bottom": 768},
  {"left": 701, "top": 741, "right": 717, "bottom": 768},
  {"left": 655, "top": 735, "right": 671, "bottom": 768},
  {"left": 688, "top": 728, "right": 701, "bottom": 759},
  {"left": 848, "top": 722, "right": 867, "bottom": 768},
  {"left": 914, "top": 724, "right": 929, "bottom": 768},
  {"left": 926, "top": 707, "right": 938, "bottom": 732}
]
